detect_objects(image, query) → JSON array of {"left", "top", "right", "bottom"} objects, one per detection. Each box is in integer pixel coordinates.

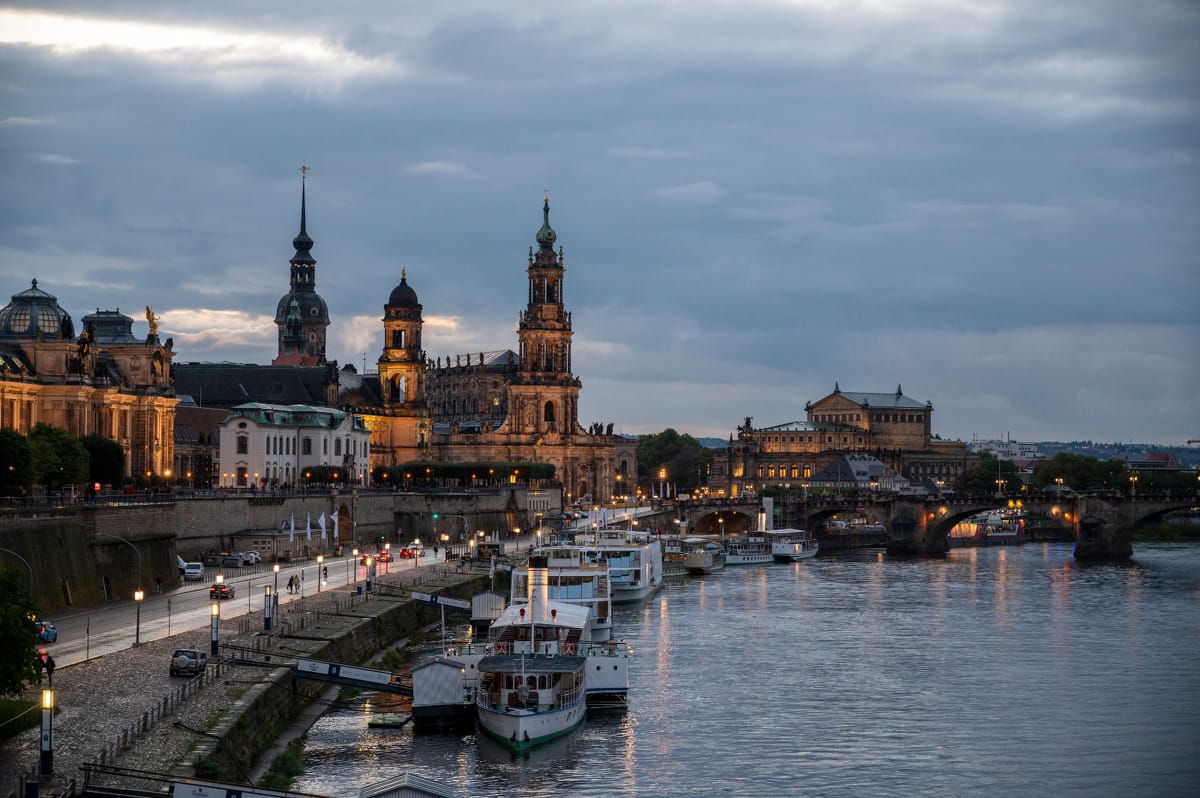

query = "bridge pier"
[{"left": 1074, "top": 515, "right": 1133, "bottom": 559}]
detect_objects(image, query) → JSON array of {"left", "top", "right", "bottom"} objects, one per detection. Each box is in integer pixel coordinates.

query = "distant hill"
[
  {"left": 697, "top": 437, "right": 727, "bottom": 449},
  {"left": 1036, "top": 441, "right": 1200, "bottom": 468}
]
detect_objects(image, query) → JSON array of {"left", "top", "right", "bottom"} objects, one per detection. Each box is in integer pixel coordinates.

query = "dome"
[
  {"left": 535, "top": 196, "right": 556, "bottom": 250},
  {"left": 387, "top": 270, "right": 420, "bottom": 308},
  {"left": 0, "top": 279, "right": 73, "bottom": 340},
  {"left": 274, "top": 290, "right": 329, "bottom": 325}
]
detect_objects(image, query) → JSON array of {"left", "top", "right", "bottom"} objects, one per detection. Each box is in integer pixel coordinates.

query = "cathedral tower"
[
  {"left": 379, "top": 269, "right": 425, "bottom": 407},
  {"left": 273, "top": 171, "right": 330, "bottom": 366},
  {"left": 505, "top": 196, "right": 582, "bottom": 436}
]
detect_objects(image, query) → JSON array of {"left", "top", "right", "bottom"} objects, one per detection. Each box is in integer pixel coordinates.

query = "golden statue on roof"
[{"left": 146, "top": 306, "right": 158, "bottom": 335}]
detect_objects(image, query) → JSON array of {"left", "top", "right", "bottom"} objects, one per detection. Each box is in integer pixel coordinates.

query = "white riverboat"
[
  {"left": 768, "top": 528, "right": 819, "bottom": 561},
  {"left": 723, "top": 533, "right": 774, "bottom": 566},
  {"left": 684, "top": 538, "right": 726, "bottom": 575},
  {"left": 511, "top": 545, "right": 613, "bottom": 640},
  {"left": 474, "top": 596, "right": 592, "bottom": 751},
  {"left": 575, "top": 527, "right": 664, "bottom": 603}
]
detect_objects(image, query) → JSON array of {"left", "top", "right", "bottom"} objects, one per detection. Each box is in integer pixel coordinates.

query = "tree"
[
  {"left": 954, "top": 452, "right": 1021, "bottom": 494},
  {"left": 0, "top": 566, "right": 41, "bottom": 695},
  {"left": 1031, "top": 453, "right": 1128, "bottom": 491},
  {"left": 28, "top": 423, "right": 89, "bottom": 489},
  {"left": 636, "top": 429, "right": 714, "bottom": 493},
  {"left": 80, "top": 434, "right": 126, "bottom": 487},
  {"left": 0, "top": 428, "right": 32, "bottom": 495}
]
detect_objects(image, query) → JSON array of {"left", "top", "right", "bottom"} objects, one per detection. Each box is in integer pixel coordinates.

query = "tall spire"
[
  {"left": 536, "top": 193, "right": 556, "bottom": 253},
  {"left": 292, "top": 165, "right": 314, "bottom": 265}
]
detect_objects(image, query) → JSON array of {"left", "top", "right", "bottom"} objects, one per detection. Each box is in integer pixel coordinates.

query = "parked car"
[
  {"left": 210, "top": 583, "right": 236, "bottom": 600},
  {"left": 169, "top": 649, "right": 207, "bottom": 677},
  {"left": 35, "top": 621, "right": 57, "bottom": 642},
  {"left": 243, "top": 550, "right": 262, "bottom": 564},
  {"left": 183, "top": 562, "right": 205, "bottom": 581}
]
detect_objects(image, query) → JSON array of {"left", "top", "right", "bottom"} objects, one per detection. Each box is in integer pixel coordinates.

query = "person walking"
[
  {"left": 44, "top": 653, "right": 56, "bottom": 687},
  {"left": 155, "top": 573, "right": 163, "bottom": 594}
]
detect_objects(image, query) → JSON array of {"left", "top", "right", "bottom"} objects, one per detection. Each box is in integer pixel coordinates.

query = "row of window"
[
  {"left": 235, "top": 435, "right": 368, "bottom": 458},
  {"left": 758, "top": 464, "right": 815, "bottom": 479}
]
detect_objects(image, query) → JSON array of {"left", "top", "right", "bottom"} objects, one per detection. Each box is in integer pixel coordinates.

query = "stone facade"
[
  {"left": 712, "top": 384, "right": 973, "bottom": 496},
  {"left": 0, "top": 281, "right": 177, "bottom": 478}
]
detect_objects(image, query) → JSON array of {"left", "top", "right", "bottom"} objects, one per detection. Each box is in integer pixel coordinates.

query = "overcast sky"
[{"left": 1, "top": 1, "right": 1197, "bottom": 445}]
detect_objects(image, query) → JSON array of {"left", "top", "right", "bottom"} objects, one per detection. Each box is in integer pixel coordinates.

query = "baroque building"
[
  {"left": 273, "top": 174, "right": 330, "bottom": 367},
  {"left": 712, "top": 384, "right": 973, "bottom": 496},
  {"left": 0, "top": 280, "right": 177, "bottom": 479},
  {"left": 352, "top": 197, "right": 617, "bottom": 501}
]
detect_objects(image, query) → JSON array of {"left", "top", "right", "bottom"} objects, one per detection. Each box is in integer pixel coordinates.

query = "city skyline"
[{"left": 1, "top": 2, "right": 1196, "bottom": 445}]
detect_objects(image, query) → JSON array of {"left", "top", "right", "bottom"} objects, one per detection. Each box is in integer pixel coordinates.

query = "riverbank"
[{"left": 1, "top": 560, "right": 491, "bottom": 798}]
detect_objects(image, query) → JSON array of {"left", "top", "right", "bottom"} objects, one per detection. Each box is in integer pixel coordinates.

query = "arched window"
[{"left": 544, "top": 401, "right": 556, "bottom": 423}]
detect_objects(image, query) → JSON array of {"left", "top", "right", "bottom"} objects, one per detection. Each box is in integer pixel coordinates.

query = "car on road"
[
  {"left": 183, "top": 562, "right": 205, "bottom": 581},
  {"left": 169, "top": 649, "right": 207, "bottom": 677},
  {"left": 35, "top": 621, "right": 57, "bottom": 642},
  {"left": 377, "top": 551, "right": 394, "bottom": 562},
  {"left": 209, "top": 583, "right": 236, "bottom": 599}
]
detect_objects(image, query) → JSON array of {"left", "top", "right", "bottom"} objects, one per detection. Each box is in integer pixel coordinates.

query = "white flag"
[
  {"left": 289, "top": 514, "right": 295, "bottom": 544},
  {"left": 318, "top": 512, "right": 327, "bottom": 539},
  {"left": 490, "top": 556, "right": 495, "bottom": 579},
  {"left": 331, "top": 510, "right": 339, "bottom": 541},
  {"left": 306, "top": 513, "right": 312, "bottom": 541}
]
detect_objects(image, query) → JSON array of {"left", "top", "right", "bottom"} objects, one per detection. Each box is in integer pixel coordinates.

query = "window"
[
  {"left": 323, "top": 438, "right": 328, "bottom": 455},
  {"left": 237, "top": 436, "right": 248, "bottom": 455},
  {"left": 335, "top": 439, "right": 342, "bottom": 457},
  {"left": 302, "top": 438, "right": 312, "bottom": 455},
  {"left": 544, "top": 401, "right": 556, "bottom": 423}
]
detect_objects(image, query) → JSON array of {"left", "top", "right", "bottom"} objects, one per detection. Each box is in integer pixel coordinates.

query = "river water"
[{"left": 293, "top": 542, "right": 1200, "bottom": 797}]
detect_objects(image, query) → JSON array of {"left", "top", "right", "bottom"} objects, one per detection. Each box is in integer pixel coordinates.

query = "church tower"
[
  {"left": 372, "top": 269, "right": 431, "bottom": 462},
  {"left": 273, "top": 171, "right": 330, "bottom": 366},
  {"left": 379, "top": 269, "right": 426, "bottom": 407},
  {"left": 504, "top": 196, "right": 582, "bottom": 436}
]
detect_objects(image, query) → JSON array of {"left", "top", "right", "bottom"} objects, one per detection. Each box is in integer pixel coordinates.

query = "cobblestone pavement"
[{"left": 0, "top": 561, "right": 484, "bottom": 798}]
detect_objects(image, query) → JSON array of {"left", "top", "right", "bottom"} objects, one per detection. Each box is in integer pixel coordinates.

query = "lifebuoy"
[
  {"left": 564, "top": 643, "right": 576, "bottom": 655},
  {"left": 495, "top": 642, "right": 507, "bottom": 654}
]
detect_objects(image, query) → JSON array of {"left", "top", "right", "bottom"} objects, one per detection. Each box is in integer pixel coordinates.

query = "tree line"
[{"left": 0, "top": 424, "right": 126, "bottom": 496}]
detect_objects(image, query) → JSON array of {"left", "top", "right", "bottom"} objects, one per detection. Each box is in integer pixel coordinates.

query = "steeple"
[
  {"left": 536, "top": 194, "right": 557, "bottom": 253},
  {"left": 291, "top": 169, "right": 315, "bottom": 269},
  {"left": 273, "top": 167, "right": 330, "bottom": 366}
]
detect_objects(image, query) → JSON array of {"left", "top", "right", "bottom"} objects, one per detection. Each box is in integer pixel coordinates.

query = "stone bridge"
[{"left": 678, "top": 493, "right": 1198, "bottom": 559}]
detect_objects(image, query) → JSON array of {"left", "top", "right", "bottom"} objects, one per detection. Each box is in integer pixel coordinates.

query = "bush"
[{"left": 257, "top": 738, "right": 304, "bottom": 790}]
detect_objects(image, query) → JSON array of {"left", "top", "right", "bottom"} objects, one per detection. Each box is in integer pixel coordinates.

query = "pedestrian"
[
  {"left": 322, "top": 566, "right": 328, "bottom": 581},
  {"left": 155, "top": 573, "right": 163, "bottom": 594},
  {"left": 44, "top": 653, "right": 56, "bottom": 687}
]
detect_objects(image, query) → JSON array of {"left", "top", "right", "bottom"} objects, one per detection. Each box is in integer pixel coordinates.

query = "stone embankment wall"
[{"left": 187, "top": 577, "right": 485, "bottom": 782}]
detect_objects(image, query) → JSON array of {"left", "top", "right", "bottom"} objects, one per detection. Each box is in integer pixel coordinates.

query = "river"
[{"left": 293, "top": 542, "right": 1200, "bottom": 797}]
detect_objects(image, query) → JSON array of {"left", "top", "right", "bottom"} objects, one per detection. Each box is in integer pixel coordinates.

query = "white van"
[{"left": 183, "top": 562, "right": 205, "bottom": 581}]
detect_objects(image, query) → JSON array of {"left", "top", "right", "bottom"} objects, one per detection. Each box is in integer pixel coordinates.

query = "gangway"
[{"left": 292, "top": 658, "right": 412, "bottom": 695}]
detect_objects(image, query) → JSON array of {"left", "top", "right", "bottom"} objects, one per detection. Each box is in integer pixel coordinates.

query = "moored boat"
[
  {"left": 768, "top": 528, "right": 819, "bottom": 561},
  {"left": 511, "top": 545, "right": 613, "bottom": 640},
  {"left": 723, "top": 534, "right": 774, "bottom": 566},
  {"left": 684, "top": 538, "right": 726, "bottom": 574},
  {"left": 575, "top": 527, "right": 664, "bottom": 603}
]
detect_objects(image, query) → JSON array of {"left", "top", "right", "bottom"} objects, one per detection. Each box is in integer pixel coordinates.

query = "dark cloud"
[{"left": 1, "top": 1, "right": 1196, "bottom": 443}]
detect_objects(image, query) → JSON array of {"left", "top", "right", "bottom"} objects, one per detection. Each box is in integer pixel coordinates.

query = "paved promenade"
[{"left": 1, "top": 558, "right": 491, "bottom": 798}]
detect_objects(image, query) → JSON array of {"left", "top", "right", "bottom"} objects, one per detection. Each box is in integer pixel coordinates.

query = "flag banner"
[
  {"left": 331, "top": 510, "right": 339, "bottom": 540},
  {"left": 318, "top": 512, "right": 327, "bottom": 539},
  {"left": 289, "top": 515, "right": 296, "bottom": 544},
  {"left": 306, "top": 513, "right": 312, "bottom": 541},
  {"left": 490, "top": 556, "right": 495, "bottom": 579}
]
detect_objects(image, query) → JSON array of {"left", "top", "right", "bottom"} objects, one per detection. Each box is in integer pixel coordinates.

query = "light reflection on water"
[{"left": 294, "top": 543, "right": 1200, "bottom": 797}]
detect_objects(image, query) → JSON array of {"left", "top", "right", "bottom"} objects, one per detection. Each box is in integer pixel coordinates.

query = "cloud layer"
[{"left": 2, "top": 0, "right": 1196, "bottom": 443}]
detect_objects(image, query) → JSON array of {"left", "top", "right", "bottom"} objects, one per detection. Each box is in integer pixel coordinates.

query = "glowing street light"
[
  {"left": 317, "top": 554, "right": 325, "bottom": 591},
  {"left": 134, "top": 589, "right": 144, "bottom": 645},
  {"left": 210, "top": 602, "right": 220, "bottom": 656},
  {"left": 41, "top": 689, "right": 54, "bottom": 775}
]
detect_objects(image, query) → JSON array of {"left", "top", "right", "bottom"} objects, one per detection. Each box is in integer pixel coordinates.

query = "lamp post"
[
  {"left": 1129, "top": 474, "right": 1138, "bottom": 497},
  {"left": 365, "top": 556, "right": 374, "bottom": 592},
  {"left": 317, "top": 554, "right": 324, "bottom": 592},
  {"left": 40, "top": 689, "right": 54, "bottom": 775},
  {"left": 210, "top": 602, "right": 220, "bottom": 656},
  {"left": 134, "top": 589, "right": 144, "bottom": 645},
  {"left": 263, "top": 586, "right": 273, "bottom": 631},
  {"left": 272, "top": 563, "right": 280, "bottom": 614},
  {"left": 349, "top": 548, "right": 358, "bottom": 584}
]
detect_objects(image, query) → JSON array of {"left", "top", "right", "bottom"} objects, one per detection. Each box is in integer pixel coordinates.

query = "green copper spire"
[{"left": 535, "top": 194, "right": 557, "bottom": 252}]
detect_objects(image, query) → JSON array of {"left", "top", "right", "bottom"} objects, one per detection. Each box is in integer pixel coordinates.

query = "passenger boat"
[
  {"left": 510, "top": 545, "right": 613, "bottom": 640},
  {"left": 575, "top": 527, "right": 664, "bottom": 603},
  {"left": 475, "top": 595, "right": 591, "bottom": 751},
  {"left": 684, "top": 538, "right": 726, "bottom": 574},
  {"left": 768, "top": 528, "right": 819, "bottom": 561},
  {"left": 723, "top": 533, "right": 774, "bottom": 566}
]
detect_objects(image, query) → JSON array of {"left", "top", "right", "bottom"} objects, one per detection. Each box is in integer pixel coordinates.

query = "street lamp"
[
  {"left": 41, "top": 689, "right": 54, "bottom": 775},
  {"left": 349, "top": 548, "right": 358, "bottom": 584},
  {"left": 272, "top": 563, "right": 280, "bottom": 612},
  {"left": 365, "top": 556, "right": 374, "bottom": 592},
  {"left": 317, "top": 554, "right": 324, "bottom": 591},
  {"left": 134, "top": 589, "right": 144, "bottom": 645},
  {"left": 263, "top": 586, "right": 273, "bottom": 631},
  {"left": 210, "top": 602, "right": 220, "bottom": 656},
  {"left": 1129, "top": 474, "right": 1138, "bottom": 497}
]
